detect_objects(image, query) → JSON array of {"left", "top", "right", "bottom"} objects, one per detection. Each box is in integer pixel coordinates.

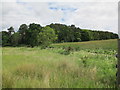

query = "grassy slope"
[
  {"left": 52, "top": 39, "right": 118, "bottom": 50},
  {"left": 2, "top": 39, "right": 118, "bottom": 88}
]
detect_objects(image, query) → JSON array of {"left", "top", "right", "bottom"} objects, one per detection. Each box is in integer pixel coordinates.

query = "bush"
[{"left": 37, "top": 26, "right": 58, "bottom": 48}]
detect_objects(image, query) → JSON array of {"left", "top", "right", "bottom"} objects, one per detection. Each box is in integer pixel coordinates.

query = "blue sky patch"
[
  {"left": 49, "top": 7, "right": 58, "bottom": 11},
  {"left": 61, "top": 7, "right": 77, "bottom": 12},
  {"left": 61, "top": 18, "right": 65, "bottom": 22},
  {"left": 49, "top": 6, "right": 77, "bottom": 12},
  {"left": 16, "top": 0, "right": 27, "bottom": 5}
]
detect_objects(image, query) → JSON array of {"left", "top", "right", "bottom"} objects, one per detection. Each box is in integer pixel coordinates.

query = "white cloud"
[
  {"left": 64, "top": 2, "right": 118, "bottom": 33},
  {"left": 47, "top": 2, "right": 118, "bottom": 33},
  {"left": 1, "top": 2, "right": 64, "bottom": 31},
  {"left": 1, "top": 0, "right": 119, "bottom": 2},
  {"left": 0, "top": 1, "right": 118, "bottom": 34}
]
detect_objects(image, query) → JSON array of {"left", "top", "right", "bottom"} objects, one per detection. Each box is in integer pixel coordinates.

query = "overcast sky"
[{"left": 0, "top": 0, "right": 119, "bottom": 33}]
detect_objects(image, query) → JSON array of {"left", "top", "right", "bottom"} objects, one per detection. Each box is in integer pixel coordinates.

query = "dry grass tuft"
[
  {"left": 14, "top": 64, "right": 43, "bottom": 79},
  {"left": 2, "top": 72, "right": 15, "bottom": 88}
]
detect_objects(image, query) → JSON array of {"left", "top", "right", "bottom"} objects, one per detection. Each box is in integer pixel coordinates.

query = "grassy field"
[{"left": 2, "top": 39, "right": 118, "bottom": 88}]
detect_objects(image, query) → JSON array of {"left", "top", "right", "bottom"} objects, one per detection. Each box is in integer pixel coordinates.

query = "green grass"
[
  {"left": 2, "top": 39, "right": 118, "bottom": 88},
  {"left": 51, "top": 39, "right": 118, "bottom": 50}
]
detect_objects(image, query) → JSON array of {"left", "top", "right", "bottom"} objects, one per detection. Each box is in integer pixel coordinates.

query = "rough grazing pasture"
[{"left": 2, "top": 39, "right": 118, "bottom": 88}]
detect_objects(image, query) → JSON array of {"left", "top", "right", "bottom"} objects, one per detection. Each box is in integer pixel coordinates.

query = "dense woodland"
[{"left": 1, "top": 23, "right": 118, "bottom": 47}]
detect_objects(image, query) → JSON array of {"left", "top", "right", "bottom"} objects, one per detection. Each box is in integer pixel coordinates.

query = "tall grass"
[{"left": 2, "top": 39, "right": 117, "bottom": 88}]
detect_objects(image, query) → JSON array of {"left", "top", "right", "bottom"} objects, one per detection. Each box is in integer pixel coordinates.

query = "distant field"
[
  {"left": 2, "top": 39, "right": 118, "bottom": 88},
  {"left": 52, "top": 39, "right": 118, "bottom": 50}
]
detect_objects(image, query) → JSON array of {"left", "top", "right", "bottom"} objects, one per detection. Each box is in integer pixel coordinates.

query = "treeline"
[
  {"left": 1, "top": 23, "right": 118, "bottom": 47},
  {"left": 48, "top": 24, "right": 118, "bottom": 42}
]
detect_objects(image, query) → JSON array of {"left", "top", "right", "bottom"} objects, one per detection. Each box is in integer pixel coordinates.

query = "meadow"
[{"left": 2, "top": 39, "right": 118, "bottom": 88}]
